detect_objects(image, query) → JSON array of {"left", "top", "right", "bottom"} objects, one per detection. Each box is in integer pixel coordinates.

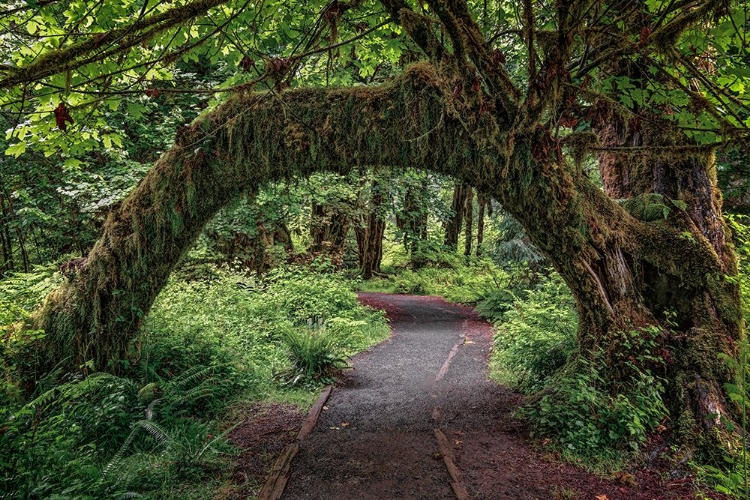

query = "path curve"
[{"left": 280, "top": 293, "right": 713, "bottom": 500}]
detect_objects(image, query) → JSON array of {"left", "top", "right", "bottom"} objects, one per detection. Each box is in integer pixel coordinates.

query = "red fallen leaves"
[{"left": 53, "top": 102, "right": 74, "bottom": 131}]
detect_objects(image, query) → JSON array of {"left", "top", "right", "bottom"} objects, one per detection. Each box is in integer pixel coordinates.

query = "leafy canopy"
[{"left": 1, "top": 0, "right": 749, "bottom": 160}]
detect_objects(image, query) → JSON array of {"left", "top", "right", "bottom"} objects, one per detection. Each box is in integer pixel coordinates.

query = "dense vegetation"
[
  {"left": 1, "top": 258, "right": 389, "bottom": 497},
  {"left": 2, "top": 0, "right": 750, "bottom": 497}
]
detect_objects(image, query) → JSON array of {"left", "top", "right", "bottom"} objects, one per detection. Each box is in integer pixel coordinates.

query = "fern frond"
[
  {"left": 163, "top": 365, "right": 213, "bottom": 394},
  {"left": 134, "top": 420, "right": 173, "bottom": 446}
]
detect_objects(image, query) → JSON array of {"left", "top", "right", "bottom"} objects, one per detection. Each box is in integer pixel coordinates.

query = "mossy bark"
[
  {"left": 594, "top": 110, "right": 742, "bottom": 452},
  {"left": 33, "top": 62, "right": 743, "bottom": 450}
]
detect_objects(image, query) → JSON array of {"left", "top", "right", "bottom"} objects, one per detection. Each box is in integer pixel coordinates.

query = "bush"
[
  {"left": 486, "top": 271, "right": 667, "bottom": 457},
  {"left": 487, "top": 273, "right": 577, "bottom": 393},
  {"left": 369, "top": 257, "right": 505, "bottom": 304},
  {"left": 522, "top": 353, "right": 667, "bottom": 456},
  {"left": 1, "top": 263, "right": 390, "bottom": 498}
]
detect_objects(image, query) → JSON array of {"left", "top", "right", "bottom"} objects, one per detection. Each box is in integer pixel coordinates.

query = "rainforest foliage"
[{"left": 2, "top": 0, "right": 750, "bottom": 497}]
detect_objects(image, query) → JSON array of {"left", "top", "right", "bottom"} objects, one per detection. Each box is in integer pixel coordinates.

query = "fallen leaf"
[
  {"left": 323, "top": 406, "right": 329, "bottom": 410},
  {"left": 614, "top": 472, "right": 637, "bottom": 487},
  {"left": 341, "top": 422, "right": 350, "bottom": 427},
  {"left": 455, "top": 440, "right": 463, "bottom": 445},
  {"left": 596, "top": 495, "right": 609, "bottom": 500},
  {"left": 329, "top": 426, "right": 339, "bottom": 430}
]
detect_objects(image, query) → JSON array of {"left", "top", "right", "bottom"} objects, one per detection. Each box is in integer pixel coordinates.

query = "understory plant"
[
  {"left": 279, "top": 326, "right": 349, "bottom": 387},
  {"left": 1, "top": 262, "right": 389, "bottom": 498},
  {"left": 485, "top": 269, "right": 667, "bottom": 458}
]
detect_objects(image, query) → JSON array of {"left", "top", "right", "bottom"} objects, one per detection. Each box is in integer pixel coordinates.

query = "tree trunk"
[
  {"left": 592, "top": 106, "right": 740, "bottom": 446},
  {"left": 463, "top": 186, "right": 474, "bottom": 256},
  {"left": 476, "top": 193, "right": 487, "bottom": 257},
  {"left": 0, "top": 190, "right": 14, "bottom": 276},
  {"left": 445, "top": 182, "right": 471, "bottom": 250},
  {"left": 402, "top": 178, "right": 429, "bottom": 267},
  {"left": 357, "top": 179, "right": 386, "bottom": 279},
  {"left": 310, "top": 202, "right": 351, "bottom": 268}
]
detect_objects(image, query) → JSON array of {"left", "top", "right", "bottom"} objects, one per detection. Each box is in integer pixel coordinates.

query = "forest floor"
[{"left": 226, "top": 293, "right": 725, "bottom": 500}]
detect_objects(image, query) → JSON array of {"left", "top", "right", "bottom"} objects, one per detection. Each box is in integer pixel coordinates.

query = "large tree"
[{"left": 2, "top": 0, "right": 750, "bottom": 448}]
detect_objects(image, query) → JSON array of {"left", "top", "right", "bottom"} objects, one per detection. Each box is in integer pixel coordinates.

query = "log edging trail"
[{"left": 257, "top": 386, "right": 333, "bottom": 500}]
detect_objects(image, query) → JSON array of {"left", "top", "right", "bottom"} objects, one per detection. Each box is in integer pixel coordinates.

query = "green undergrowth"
[
  {"left": 356, "top": 243, "right": 506, "bottom": 304},
  {"left": 0, "top": 263, "right": 389, "bottom": 499},
  {"left": 479, "top": 269, "right": 667, "bottom": 468}
]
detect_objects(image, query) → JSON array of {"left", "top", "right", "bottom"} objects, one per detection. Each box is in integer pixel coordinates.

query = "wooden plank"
[
  {"left": 257, "top": 442, "right": 299, "bottom": 500},
  {"left": 258, "top": 386, "right": 333, "bottom": 500},
  {"left": 296, "top": 385, "right": 333, "bottom": 440},
  {"left": 434, "top": 428, "right": 470, "bottom": 500}
]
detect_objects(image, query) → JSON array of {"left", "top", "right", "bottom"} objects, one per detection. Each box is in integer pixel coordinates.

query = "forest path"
[{"left": 278, "top": 293, "right": 707, "bottom": 500}]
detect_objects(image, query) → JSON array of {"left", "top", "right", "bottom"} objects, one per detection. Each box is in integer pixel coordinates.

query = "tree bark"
[
  {"left": 31, "top": 62, "right": 742, "bottom": 448},
  {"left": 310, "top": 202, "right": 351, "bottom": 268},
  {"left": 476, "top": 193, "right": 487, "bottom": 257},
  {"left": 463, "top": 186, "right": 474, "bottom": 256},
  {"left": 445, "top": 182, "right": 471, "bottom": 250},
  {"left": 358, "top": 180, "right": 386, "bottom": 279}
]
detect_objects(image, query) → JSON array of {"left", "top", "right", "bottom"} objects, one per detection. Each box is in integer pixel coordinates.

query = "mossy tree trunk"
[
  {"left": 401, "top": 179, "right": 429, "bottom": 268},
  {"left": 592, "top": 108, "right": 741, "bottom": 446},
  {"left": 309, "top": 202, "right": 350, "bottom": 267}
]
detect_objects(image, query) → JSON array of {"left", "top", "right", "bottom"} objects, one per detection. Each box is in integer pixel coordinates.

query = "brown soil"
[
  {"left": 225, "top": 293, "right": 727, "bottom": 500},
  {"left": 223, "top": 402, "right": 306, "bottom": 499}
]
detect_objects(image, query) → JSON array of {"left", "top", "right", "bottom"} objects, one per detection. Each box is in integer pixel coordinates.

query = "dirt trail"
[{"left": 273, "top": 293, "right": 717, "bottom": 500}]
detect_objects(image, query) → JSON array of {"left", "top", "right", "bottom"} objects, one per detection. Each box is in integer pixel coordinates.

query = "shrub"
[
  {"left": 488, "top": 273, "right": 577, "bottom": 393},
  {"left": 1, "top": 263, "right": 390, "bottom": 498},
  {"left": 522, "top": 353, "right": 667, "bottom": 455},
  {"left": 487, "top": 271, "right": 667, "bottom": 456}
]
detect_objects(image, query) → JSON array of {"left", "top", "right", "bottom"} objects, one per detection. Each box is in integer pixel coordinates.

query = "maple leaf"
[{"left": 53, "top": 103, "right": 74, "bottom": 131}]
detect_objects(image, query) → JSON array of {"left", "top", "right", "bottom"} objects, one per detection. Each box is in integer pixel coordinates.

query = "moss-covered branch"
[{"left": 33, "top": 63, "right": 481, "bottom": 371}]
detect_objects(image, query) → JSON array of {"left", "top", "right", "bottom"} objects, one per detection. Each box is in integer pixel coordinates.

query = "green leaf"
[{"left": 5, "top": 142, "right": 26, "bottom": 157}]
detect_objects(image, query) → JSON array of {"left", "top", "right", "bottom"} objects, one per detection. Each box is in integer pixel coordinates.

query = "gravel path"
[
  {"left": 279, "top": 293, "right": 717, "bottom": 500},
  {"left": 282, "top": 293, "right": 495, "bottom": 500}
]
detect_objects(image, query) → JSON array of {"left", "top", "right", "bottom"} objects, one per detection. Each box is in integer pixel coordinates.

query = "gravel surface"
[
  {"left": 282, "top": 293, "right": 496, "bottom": 500},
  {"left": 277, "top": 293, "right": 724, "bottom": 500}
]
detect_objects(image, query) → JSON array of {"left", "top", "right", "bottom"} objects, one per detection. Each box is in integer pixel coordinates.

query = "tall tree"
[
  {"left": 445, "top": 182, "right": 472, "bottom": 249},
  {"left": 3, "top": 0, "right": 750, "bottom": 449},
  {"left": 355, "top": 178, "right": 386, "bottom": 279}
]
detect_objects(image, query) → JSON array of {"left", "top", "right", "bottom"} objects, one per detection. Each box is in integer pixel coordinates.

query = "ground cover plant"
[
  {"left": 2, "top": 0, "right": 750, "bottom": 496},
  {"left": 0, "top": 262, "right": 389, "bottom": 498}
]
